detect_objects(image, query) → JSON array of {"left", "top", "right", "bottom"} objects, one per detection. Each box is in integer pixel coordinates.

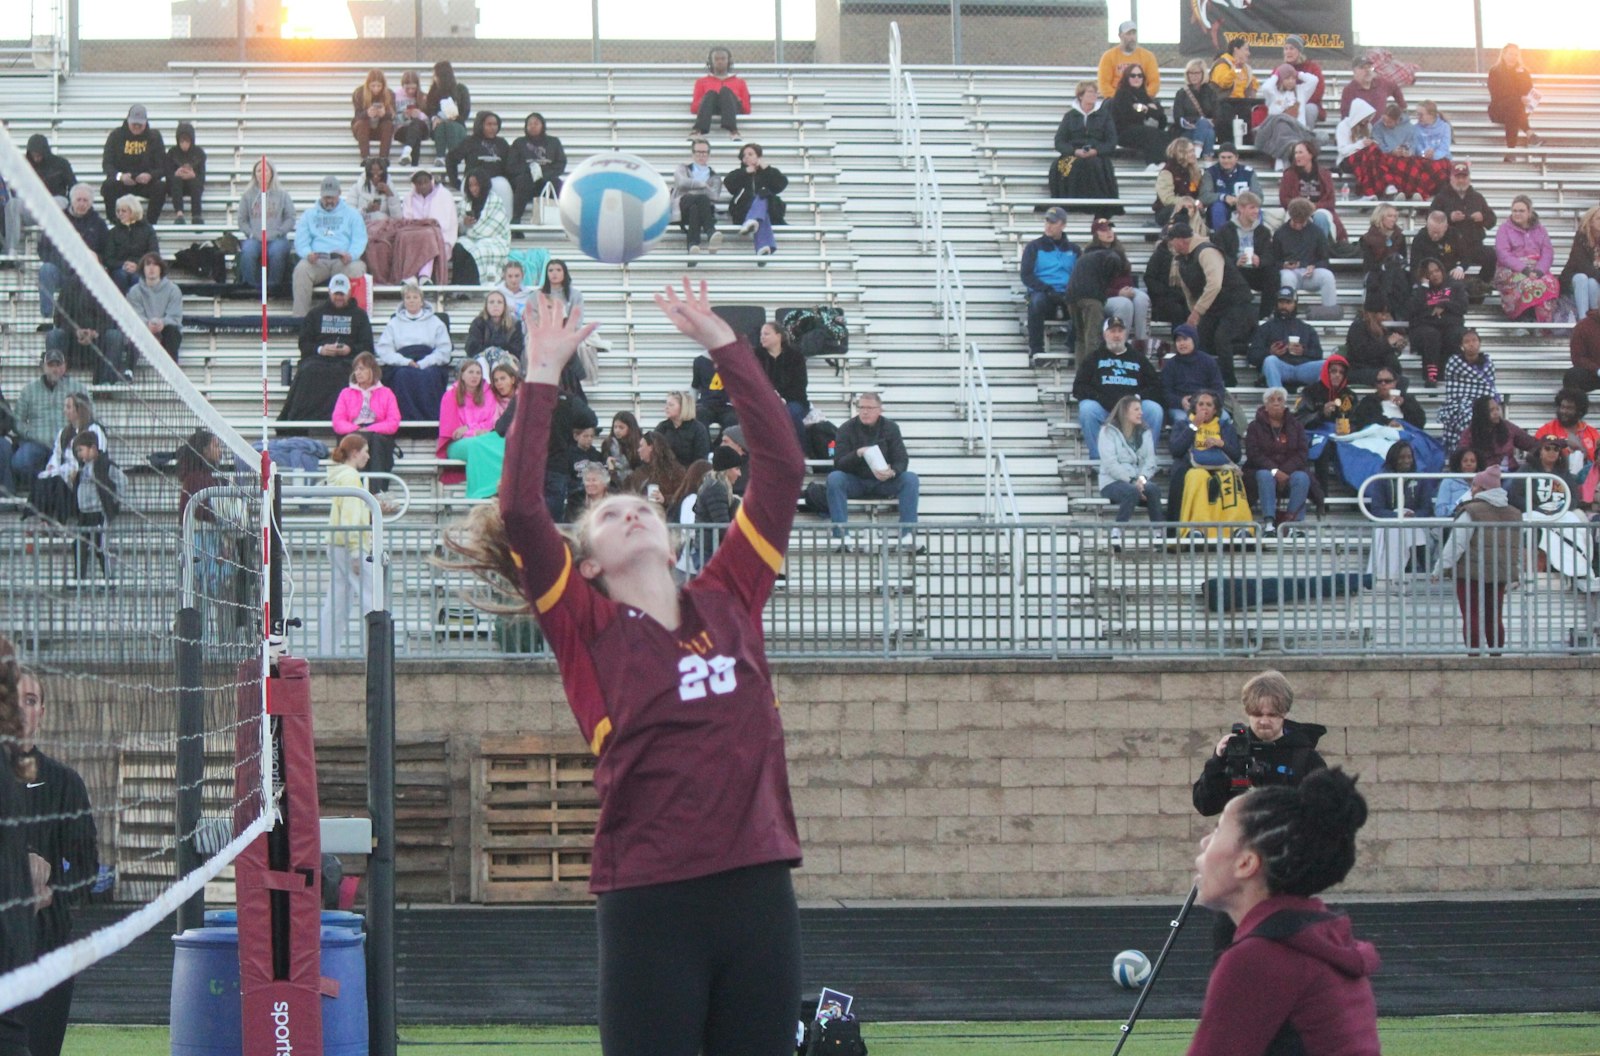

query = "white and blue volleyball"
[
  {"left": 558, "top": 152, "right": 671, "bottom": 265},
  {"left": 1112, "top": 949, "right": 1151, "bottom": 989}
]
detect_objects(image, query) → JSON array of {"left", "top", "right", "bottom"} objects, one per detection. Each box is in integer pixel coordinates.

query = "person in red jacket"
[
  {"left": 1188, "top": 767, "right": 1380, "bottom": 1056},
  {"left": 690, "top": 46, "right": 751, "bottom": 141},
  {"left": 446, "top": 279, "right": 804, "bottom": 1056}
]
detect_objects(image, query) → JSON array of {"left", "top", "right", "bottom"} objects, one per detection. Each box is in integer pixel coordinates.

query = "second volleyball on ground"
[{"left": 558, "top": 152, "right": 672, "bottom": 265}]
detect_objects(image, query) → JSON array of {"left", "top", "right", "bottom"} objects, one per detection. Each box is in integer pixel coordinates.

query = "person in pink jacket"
[
  {"left": 1494, "top": 194, "right": 1558, "bottom": 322},
  {"left": 332, "top": 351, "right": 401, "bottom": 491},
  {"left": 438, "top": 358, "right": 513, "bottom": 498}
]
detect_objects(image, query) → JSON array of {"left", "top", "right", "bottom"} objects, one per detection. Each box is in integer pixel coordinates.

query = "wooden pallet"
[
  {"left": 472, "top": 734, "right": 598, "bottom": 904},
  {"left": 315, "top": 736, "right": 455, "bottom": 904}
]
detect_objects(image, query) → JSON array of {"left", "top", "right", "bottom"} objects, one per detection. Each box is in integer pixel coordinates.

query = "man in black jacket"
[
  {"left": 1430, "top": 162, "right": 1498, "bottom": 280},
  {"left": 825, "top": 391, "right": 922, "bottom": 552},
  {"left": 99, "top": 104, "right": 167, "bottom": 221}
]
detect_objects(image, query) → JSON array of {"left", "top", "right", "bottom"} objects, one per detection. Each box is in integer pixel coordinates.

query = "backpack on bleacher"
[
  {"left": 174, "top": 241, "right": 229, "bottom": 284},
  {"left": 780, "top": 306, "right": 849, "bottom": 360}
]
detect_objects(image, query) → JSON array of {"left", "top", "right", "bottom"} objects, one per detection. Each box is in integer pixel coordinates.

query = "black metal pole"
[
  {"left": 1110, "top": 884, "right": 1198, "bottom": 1056},
  {"left": 365, "top": 609, "right": 397, "bottom": 1056},
  {"left": 174, "top": 606, "right": 206, "bottom": 933},
  {"left": 269, "top": 475, "right": 285, "bottom": 638}
]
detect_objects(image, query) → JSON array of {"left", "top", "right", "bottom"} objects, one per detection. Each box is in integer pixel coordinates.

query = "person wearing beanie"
[
  {"left": 1161, "top": 323, "right": 1228, "bottom": 428},
  {"left": 1432, "top": 463, "right": 1522, "bottom": 653},
  {"left": 1098, "top": 21, "right": 1160, "bottom": 100},
  {"left": 291, "top": 175, "right": 369, "bottom": 317},
  {"left": 695, "top": 444, "right": 745, "bottom": 542},
  {"left": 100, "top": 103, "right": 167, "bottom": 220},
  {"left": 1281, "top": 35, "right": 1325, "bottom": 126},
  {"left": 1167, "top": 221, "right": 1256, "bottom": 387},
  {"left": 165, "top": 121, "right": 207, "bottom": 224},
  {"left": 1072, "top": 315, "right": 1164, "bottom": 459}
]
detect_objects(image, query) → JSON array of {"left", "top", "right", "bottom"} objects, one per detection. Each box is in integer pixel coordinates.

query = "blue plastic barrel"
[
  {"left": 170, "top": 925, "right": 369, "bottom": 1056},
  {"left": 203, "top": 909, "right": 365, "bottom": 933}
]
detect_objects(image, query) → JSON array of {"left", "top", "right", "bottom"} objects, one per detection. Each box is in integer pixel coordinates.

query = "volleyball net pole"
[{"left": 1110, "top": 883, "right": 1199, "bottom": 1056}]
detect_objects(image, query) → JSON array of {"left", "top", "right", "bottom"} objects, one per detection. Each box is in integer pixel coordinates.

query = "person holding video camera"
[{"left": 1193, "top": 670, "right": 1328, "bottom": 950}]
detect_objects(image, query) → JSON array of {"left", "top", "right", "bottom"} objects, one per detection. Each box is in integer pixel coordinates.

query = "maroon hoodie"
[{"left": 1188, "top": 894, "right": 1381, "bottom": 1056}]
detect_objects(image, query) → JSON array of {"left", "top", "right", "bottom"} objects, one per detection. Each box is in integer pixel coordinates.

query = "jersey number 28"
[{"left": 678, "top": 654, "right": 737, "bottom": 701}]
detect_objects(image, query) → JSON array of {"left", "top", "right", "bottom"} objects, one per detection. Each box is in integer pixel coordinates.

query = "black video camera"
[{"left": 1223, "top": 723, "right": 1297, "bottom": 791}]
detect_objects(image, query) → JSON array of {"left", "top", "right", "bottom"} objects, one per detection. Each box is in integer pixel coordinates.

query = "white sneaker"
[
  {"left": 1109, "top": 527, "right": 1124, "bottom": 553},
  {"left": 739, "top": 219, "right": 758, "bottom": 235},
  {"left": 398, "top": 147, "right": 413, "bottom": 165},
  {"left": 707, "top": 231, "right": 724, "bottom": 252},
  {"left": 756, "top": 245, "right": 773, "bottom": 256}
]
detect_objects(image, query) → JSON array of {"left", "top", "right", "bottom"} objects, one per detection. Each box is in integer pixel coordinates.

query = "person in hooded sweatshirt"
[
  {"left": 1161, "top": 323, "right": 1227, "bottom": 428},
  {"left": 374, "top": 280, "right": 453, "bottom": 421},
  {"left": 1431, "top": 464, "right": 1523, "bottom": 654},
  {"left": 99, "top": 103, "right": 167, "bottom": 221},
  {"left": 445, "top": 110, "right": 512, "bottom": 205},
  {"left": 507, "top": 112, "right": 567, "bottom": 223},
  {"left": 165, "top": 121, "right": 207, "bottom": 223},
  {"left": 1071, "top": 315, "right": 1163, "bottom": 459},
  {"left": 237, "top": 158, "right": 297, "bottom": 289},
  {"left": 291, "top": 175, "right": 368, "bottom": 317},
  {"left": 4, "top": 136, "right": 76, "bottom": 261},
  {"left": 1189, "top": 763, "right": 1379, "bottom": 1056},
  {"left": 124, "top": 252, "right": 184, "bottom": 362}
]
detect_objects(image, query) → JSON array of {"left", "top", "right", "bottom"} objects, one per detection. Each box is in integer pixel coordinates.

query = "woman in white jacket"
[
  {"left": 318, "top": 433, "right": 374, "bottom": 655},
  {"left": 1255, "top": 65, "right": 1319, "bottom": 167},
  {"left": 1098, "top": 395, "right": 1164, "bottom": 548},
  {"left": 375, "top": 281, "right": 454, "bottom": 420}
]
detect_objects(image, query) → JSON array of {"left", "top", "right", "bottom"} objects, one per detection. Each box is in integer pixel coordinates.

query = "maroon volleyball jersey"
[{"left": 500, "top": 338, "right": 805, "bottom": 893}]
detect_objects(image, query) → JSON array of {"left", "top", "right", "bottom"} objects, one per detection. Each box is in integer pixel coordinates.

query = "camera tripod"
[{"left": 1110, "top": 883, "right": 1198, "bottom": 1056}]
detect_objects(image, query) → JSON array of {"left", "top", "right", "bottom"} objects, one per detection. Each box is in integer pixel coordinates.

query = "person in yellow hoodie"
[
  {"left": 1098, "top": 21, "right": 1161, "bottom": 99},
  {"left": 319, "top": 434, "right": 374, "bottom": 654},
  {"left": 1209, "top": 37, "right": 1262, "bottom": 143}
]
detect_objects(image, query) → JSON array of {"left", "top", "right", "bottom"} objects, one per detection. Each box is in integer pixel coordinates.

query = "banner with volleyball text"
[{"left": 1179, "top": 0, "right": 1354, "bottom": 58}]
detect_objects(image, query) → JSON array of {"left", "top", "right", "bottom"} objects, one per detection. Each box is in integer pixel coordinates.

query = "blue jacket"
[
  {"left": 294, "top": 201, "right": 368, "bottom": 258},
  {"left": 1021, "top": 234, "right": 1080, "bottom": 293},
  {"left": 1162, "top": 350, "right": 1227, "bottom": 412},
  {"left": 1413, "top": 118, "right": 1452, "bottom": 160}
]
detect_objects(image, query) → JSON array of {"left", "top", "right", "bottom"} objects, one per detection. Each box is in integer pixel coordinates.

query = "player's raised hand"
[
  {"left": 522, "top": 292, "right": 598, "bottom": 385},
  {"left": 653, "top": 277, "right": 737, "bottom": 351}
]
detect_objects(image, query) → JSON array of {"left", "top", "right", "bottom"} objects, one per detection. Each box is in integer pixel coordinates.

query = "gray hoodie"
[
  {"left": 1097, "top": 422, "right": 1157, "bottom": 493},
  {"left": 238, "top": 176, "right": 298, "bottom": 241},
  {"left": 126, "top": 276, "right": 183, "bottom": 329}
]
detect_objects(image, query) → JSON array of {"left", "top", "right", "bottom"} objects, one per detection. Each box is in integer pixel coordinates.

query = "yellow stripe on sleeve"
[
  {"left": 734, "top": 505, "right": 784, "bottom": 574},
  {"left": 589, "top": 716, "right": 612, "bottom": 756},
  {"left": 534, "top": 547, "right": 573, "bottom": 614}
]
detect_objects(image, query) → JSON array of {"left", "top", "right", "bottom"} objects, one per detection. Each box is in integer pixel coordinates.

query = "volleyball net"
[{"left": 0, "top": 123, "right": 275, "bottom": 1012}]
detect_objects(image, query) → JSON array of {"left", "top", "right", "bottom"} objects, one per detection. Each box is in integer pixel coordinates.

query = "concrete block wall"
[{"left": 312, "top": 658, "right": 1600, "bottom": 903}]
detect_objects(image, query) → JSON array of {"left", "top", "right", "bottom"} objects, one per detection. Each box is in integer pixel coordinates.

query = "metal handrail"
[
  {"left": 273, "top": 469, "right": 413, "bottom": 521},
  {"left": 1357, "top": 471, "right": 1572, "bottom": 525}
]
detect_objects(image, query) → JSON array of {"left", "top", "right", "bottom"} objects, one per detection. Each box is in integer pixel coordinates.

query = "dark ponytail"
[{"left": 1234, "top": 768, "right": 1368, "bottom": 898}]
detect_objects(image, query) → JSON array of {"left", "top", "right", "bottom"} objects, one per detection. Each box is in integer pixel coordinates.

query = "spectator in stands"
[
  {"left": 1431, "top": 162, "right": 1497, "bottom": 281},
  {"left": 827, "top": 391, "right": 923, "bottom": 552},
  {"left": 1561, "top": 205, "right": 1600, "bottom": 322},
  {"left": 47, "top": 270, "right": 128, "bottom": 385},
  {"left": 1437, "top": 329, "right": 1500, "bottom": 442},
  {"left": 1494, "top": 195, "right": 1558, "bottom": 323},
  {"left": 1535, "top": 390, "right": 1598, "bottom": 485},
  {"left": 318, "top": 434, "right": 374, "bottom": 653},
  {"left": 11, "top": 350, "right": 87, "bottom": 505},
  {"left": 291, "top": 176, "right": 368, "bottom": 317},
  {"left": 673, "top": 139, "right": 725, "bottom": 254},
  {"left": 453, "top": 171, "right": 510, "bottom": 286},
  {"left": 1413, "top": 101, "right": 1453, "bottom": 161},
  {"left": 1371, "top": 103, "right": 1417, "bottom": 157},
  {"left": 1063, "top": 242, "right": 1130, "bottom": 362},
  {"left": 1279, "top": 140, "right": 1347, "bottom": 247},
  {"left": 402, "top": 170, "right": 457, "bottom": 284},
  {"left": 1255, "top": 65, "right": 1318, "bottom": 167},
  {"left": 1340, "top": 56, "right": 1404, "bottom": 119},
  {"left": 494, "top": 259, "right": 531, "bottom": 316},
  {"left": 125, "top": 252, "right": 183, "bottom": 363},
  {"left": 655, "top": 391, "right": 712, "bottom": 468},
  {"left": 31, "top": 392, "right": 103, "bottom": 524},
  {"left": 1410, "top": 209, "right": 1479, "bottom": 296},
  {"left": 694, "top": 448, "right": 744, "bottom": 554},
  {"left": 758, "top": 320, "right": 809, "bottom": 450},
  {"left": 99, "top": 103, "right": 166, "bottom": 222},
  {"left": 627, "top": 429, "right": 689, "bottom": 515},
  {"left": 1431, "top": 463, "right": 1521, "bottom": 653},
  {"left": 1051, "top": 82, "right": 1121, "bottom": 219},
  {"left": 1167, "top": 221, "right": 1254, "bottom": 388},
  {"left": 1245, "top": 387, "right": 1313, "bottom": 533},
  {"left": 1360, "top": 203, "right": 1410, "bottom": 318},
  {"left": 1212, "top": 193, "right": 1277, "bottom": 323},
  {"left": 1168, "top": 389, "right": 1241, "bottom": 524},
  {"left": 438, "top": 359, "right": 508, "bottom": 499},
  {"left": 237, "top": 159, "right": 296, "bottom": 291},
  {"left": 1408, "top": 258, "right": 1468, "bottom": 387},
  {"left": 724, "top": 143, "right": 786, "bottom": 257},
  {"left": 1513, "top": 436, "right": 1587, "bottom": 517},
  {"left": 393, "top": 70, "right": 429, "bottom": 165},
  {"left": 332, "top": 351, "right": 400, "bottom": 488},
  {"left": 466, "top": 289, "right": 522, "bottom": 367},
  {"left": 425, "top": 61, "right": 472, "bottom": 158},
  {"left": 164, "top": 122, "right": 206, "bottom": 224},
  {"left": 1295, "top": 354, "right": 1355, "bottom": 488},
  {"left": 1567, "top": 308, "right": 1600, "bottom": 394},
  {"left": 346, "top": 157, "right": 402, "bottom": 228},
  {"left": 351, "top": 69, "right": 397, "bottom": 162},
  {"left": 1145, "top": 232, "right": 1190, "bottom": 328},
  {"left": 3, "top": 137, "right": 68, "bottom": 260},
  {"left": 105, "top": 195, "right": 159, "bottom": 295},
  {"left": 1097, "top": 394, "right": 1164, "bottom": 541},
  {"left": 1251, "top": 287, "right": 1323, "bottom": 390},
  {"left": 1339, "top": 101, "right": 1447, "bottom": 201},
  {"left": 1461, "top": 394, "right": 1537, "bottom": 473},
  {"left": 1098, "top": 21, "right": 1160, "bottom": 99},
  {"left": 1435, "top": 447, "right": 1478, "bottom": 517},
  {"left": 1272, "top": 198, "right": 1338, "bottom": 317},
  {"left": 1203, "top": 144, "right": 1259, "bottom": 232},
  {"left": 1353, "top": 368, "right": 1425, "bottom": 430},
  {"left": 541, "top": 259, "right": 583, "bottom": 318},
  {"left": 1487, "top": 44, "right": 1538, "bottom": 158},
  {"left": 36, "top": 184, "right": 106, "bottom": 332},
  {"left": 604, "top": 411, "right": 643, "bottom": 485},
  {"left": 1073, "top": 315, "right": 1164, "bottom": 459},
  {"left": 691, "top": 47, "right": 751, "bottom": 140},
  {"left": 1153, "top": 137, "right": 1213, "bottom": 233},
  {"left": 1173, "top": 60, "right": 1221, "bottom": 161},
  {"left": 1280, "top": 36, "right": 1325, "bottom": 126},
  {"left": 1209, "top": 38, "right": 1261, "bottom": 139},
  {"left": 177, "top": 427, "right": 226, "bottom": 581},
  {"left": 445, "top": 111, "right": 512, "bottom": 205},
  {"left": 70, "top": 430, "right": 123, "bottom": 579},
  {"left": 375, "top": 281, "right": 453, "bottom": 421},
  {"left": 1111, "top": 66, "right": 1170, "bottom": 169},
  {"left": 1368, "top": 440, "right": 1434, "bottom": 524},
  {"left": 1089, "top": 220, "right": 1152, "bottom": 343},
  {"left": 508, "top": 113, "right": 567, "bottom": 223},
  {"left": 568, "top": 461, "right": 619, "bottom": 526},
  {"left": 1162, "top": 323, "right": 1227, "bottom": 429},
  {"left": 1022, "top": 207, "right": 1080, "bottom": 363},
  {"left": 1343, "top": 309, "right": 1406, "bottom": 387},
  {"left": 1377, "top": 103, "right": 1452, "bottom": 199},
  {"left": 281, "top": 274, "right": 374, "bottom": 424}
]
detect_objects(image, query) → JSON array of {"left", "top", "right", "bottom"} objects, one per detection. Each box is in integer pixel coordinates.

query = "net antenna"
[{"left": 0, "top": 123, "right": 273, "bottom": 1012}]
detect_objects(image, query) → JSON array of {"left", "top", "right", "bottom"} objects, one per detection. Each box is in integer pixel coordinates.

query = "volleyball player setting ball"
[{"left": 448, "top": 279, "right": 804, "bottom": 1056}]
